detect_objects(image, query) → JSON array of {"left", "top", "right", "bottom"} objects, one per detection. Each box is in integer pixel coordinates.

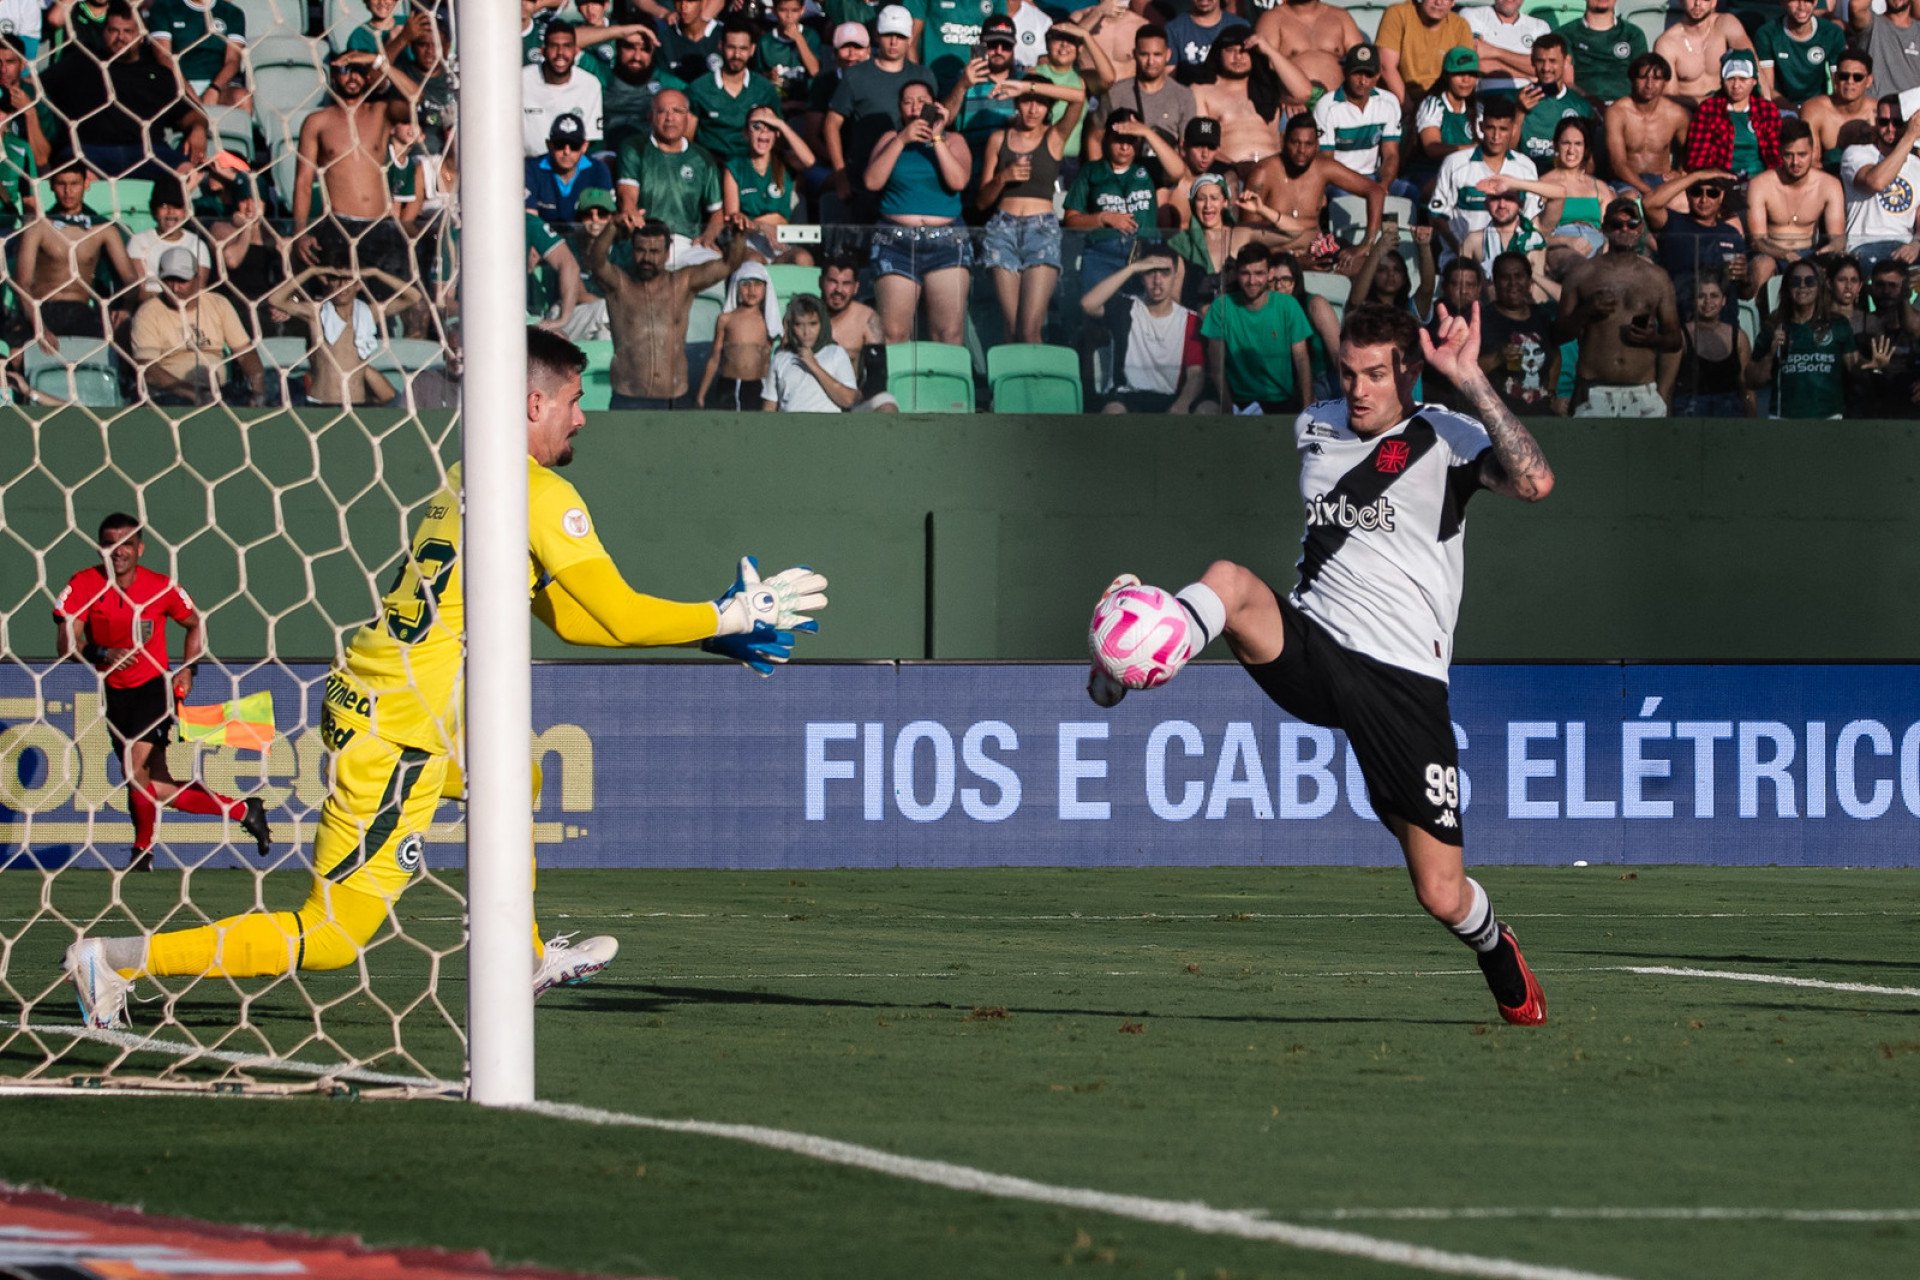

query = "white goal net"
[{"left": 0, "top": 0, "right": 509, "bottom": 1096}]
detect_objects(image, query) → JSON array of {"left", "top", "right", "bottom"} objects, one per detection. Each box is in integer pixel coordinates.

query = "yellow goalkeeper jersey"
[{"left": 327, "top": 457, "right": 616, "bottom": 753}]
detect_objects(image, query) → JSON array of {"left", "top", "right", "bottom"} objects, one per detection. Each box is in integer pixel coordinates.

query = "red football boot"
[{"left": 1484, "top": 924, "right": 1547, "bottom": 1026}]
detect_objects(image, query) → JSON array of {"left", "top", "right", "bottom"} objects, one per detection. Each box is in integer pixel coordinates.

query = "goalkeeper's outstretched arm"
[{"left": 534, "top": 557, "right": 719, "bottom": 648}]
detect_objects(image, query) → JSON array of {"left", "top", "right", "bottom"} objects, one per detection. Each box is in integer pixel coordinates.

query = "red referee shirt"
[{"left": 53, "top": 565, "right": 196, "bottom": 690}]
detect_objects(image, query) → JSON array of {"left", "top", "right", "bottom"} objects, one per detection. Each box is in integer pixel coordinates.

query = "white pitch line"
[
  {"left": 1297, "top": 1207, "right": 1920, "bottom": 1224},
  {"left": 520, "top": 1099, "right": 1629, "bottom": 1280},
  {"left": 1618, "top": 966, "right": 1920, "bottom": 998},
  {"left": 0, "top": 1021, "right": 456, "bottom": 1092}
]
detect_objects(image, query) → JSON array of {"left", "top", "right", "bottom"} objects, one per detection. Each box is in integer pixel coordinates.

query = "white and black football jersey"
[{"left": 1287, "top": 398, "right": 1493, "bottom": 683}]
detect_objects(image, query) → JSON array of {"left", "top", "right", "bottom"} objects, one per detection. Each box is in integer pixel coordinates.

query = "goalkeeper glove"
[
  {"left": 701, "top": 621, "right": 796, "bottom": 677},
  {"left": 712, "top": 555, "right": 828, "bottom": 636}
]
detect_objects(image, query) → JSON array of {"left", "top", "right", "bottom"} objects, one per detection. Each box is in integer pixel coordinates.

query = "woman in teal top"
[
  {"left": 1747, "top": 262, "right": 1889, "bottom": 418},
  {"left": 722, "top": 105, "right": 815, "bottom": 264},
  {"left": 1269, "top": 251, "right": 1341, "bottom": 402},
  {"left": 864, "top": 79, "right": 974, "bottom": 346}
]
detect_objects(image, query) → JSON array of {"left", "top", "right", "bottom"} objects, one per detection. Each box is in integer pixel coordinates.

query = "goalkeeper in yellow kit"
[{"left": 63, "top": 329, "right": 827, "bottom": 1029}]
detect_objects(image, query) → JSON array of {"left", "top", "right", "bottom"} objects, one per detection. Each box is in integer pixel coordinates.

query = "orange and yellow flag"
[{"left": 177, "top": 691, "right": 276, "bottom": 751}]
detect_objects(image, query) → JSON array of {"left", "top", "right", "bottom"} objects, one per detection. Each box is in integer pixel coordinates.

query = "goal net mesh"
[{"left": 1, "top": 0, "right": 483, "bottom": 1095}]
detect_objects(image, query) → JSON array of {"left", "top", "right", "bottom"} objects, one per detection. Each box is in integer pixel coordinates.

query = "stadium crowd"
[{"left": 1, "top": 0, "right": 1918, "bottom": 415}]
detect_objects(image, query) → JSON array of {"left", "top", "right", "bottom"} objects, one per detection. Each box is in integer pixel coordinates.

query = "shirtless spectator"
[
  {"left": 1428, "top": 96, "right": 1536, "bottom": 254},
  {"left": 1745, "top": 119, "right": 1847, "bottom": 295},
  {"left": 40, "top": 3, "right": 208, "bottom": 181},
  {"left": 1246, "top": 115, "right": 1383, "bottom": 257},
  {"left": 1684, "top": 49, "right": 1782, "bottom": 183},
  {"left": 293, "top": 48, "right": 421, "bottom": 287},
  {"left": 1464, "top": 0, "right": 1550, "bottom": 96},
  {"left": 1556, "top": 195, "right": 1683, "bottom": 416},
  {"left": 1516, "top": 34, "right": 1596, "bottom": 167},
  {"left": 522, "top": 21, "right": 605, "bottom": 157},
  {"left": 1079, "top": 244, "right": 1206, "bottom": 413},
  {"left": 1848, "top": 0, "right": 1920, "bottom": 99},
  {"left": 1312, "top": 44, "right": 1403, "bottom": 195},
  {"left": 13, "top": 166, "right": 138, "bottom": 350},
  {"left": 1072, "top": 0, "right": 1146, "bottom": 86},
  {"left": 125, "top": 178, "right": 212, "bottom": 295},
  {"left": 1190, "top": 29, "right": 1309, "bottom": 169},
  {"left": 1376, "top": 0, "right": 1474, "bottom": 116},
  {"left": 1800, "top": 50, "right": 1878, "bottom": 173},
  {"left": 1841, "top": 97, "right": 1920, "bottom": 266},
  {"left": 265, "top": 264, "right": 422, "bottom": 406},
  {"left": 1090, "top": 25, "right": 1195, "bottom": 163},
  {"left": 1252, "top": 0, "right": 1362, "bottom": 93},
  {"left": 1167, "top": 0, "right": 1248, "bottom": 79},
  {"left": 588, "top": 215, "right": 746, "bottom": 408},
  {"left": 1605, "top": 54, "right": 1690, "bottom": 201},
  {"left": 818, "top": 253, "right": 900, "bottom": 411},
  {"left": 128, "top": 247, "right": 262, "bottom": 405},
  {"left": 1755, "top": 0, "right": 1847, "bottom": 112},
  {"left": 1654, "top": 0, "right": 1753, "bottom": 109},
  {"left": 697, "top": 260, "right": 776, "bottom": 411}
]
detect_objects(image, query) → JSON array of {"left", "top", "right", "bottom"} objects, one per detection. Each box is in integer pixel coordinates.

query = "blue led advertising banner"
[{"left": 5, "top": 662, "right": 1919, "bottom": 871}]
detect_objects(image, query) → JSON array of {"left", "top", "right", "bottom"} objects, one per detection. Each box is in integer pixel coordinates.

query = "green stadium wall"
[{"left": 4, "top": 407, "right": 1915, "bottom": 663}]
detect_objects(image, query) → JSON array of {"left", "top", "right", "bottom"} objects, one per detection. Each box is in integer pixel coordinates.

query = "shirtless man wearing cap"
[
  {"left": 1744, "top": 119, "right": 1847, "bottom": 295},
  {"left": 1252, "top": 0, "right": 1364, "bottom": 92},
  {"left": 1653, "top": 0, "right": 1752, "bottom": 108},
  {"left": 1245, "top": 114, "right": 1384, "bottom": 255}
]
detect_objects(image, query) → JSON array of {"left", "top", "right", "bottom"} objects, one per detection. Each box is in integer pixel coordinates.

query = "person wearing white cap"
[
  {"left": 697, "top": 259, "right": 781, "bottom": 410},
  {"left": 130, "top": 246, "right": 265, "bottom": 407},
  {"left": 824, "top": 4, "right": 935, "bottom": 218}
]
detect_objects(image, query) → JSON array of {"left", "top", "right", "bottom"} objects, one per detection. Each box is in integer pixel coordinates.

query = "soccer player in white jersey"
[{"left": 1094, "top": 301, "right": 1556, "bottom": 1025}]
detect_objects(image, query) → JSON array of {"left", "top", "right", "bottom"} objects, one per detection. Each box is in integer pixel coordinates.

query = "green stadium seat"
[
  {"left": 887, "top": 341, "right": 975, "bottom": 412},
  {"left": 205, "top": 104, "right": 257, "bottom": 162},
  {"left": 987, "top": 343, "right": 1081, "bottom": 413},
  {"left": 686, "top": 293, "right": 722, "bottom": 344},
  {"left": 1304, "top": 270, "right": 1353, "bottom": 311},
  {"left": 369, "top": 337, "right": 448, "bottom": 377},
  {"left": 577, "top": 339, "right": 615, "bottom": 411},
  {"left": 766, "top": 263, "right": 822, "bottom": 304},
  {"left": 24, "top": 336, "right": 122, "bottom": 409},
  {"left": 1524, "top": 0, "right": 1587, "bottom": 26},
  {"left": 232, "top": 0, "right": 306, "bottom": 40},
  {"left": 1328, "top": 193, "right": 1416, "bottom": 244},
  {"left": 249, "top": 34, "right": 329, "bottom": 210}
]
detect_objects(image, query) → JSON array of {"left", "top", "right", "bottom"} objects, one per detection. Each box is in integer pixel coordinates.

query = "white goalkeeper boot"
[
  {"left": 63, "top": 938, "right": 133, "bottom": 1030},
  {"left": 1087, "top": 573, "right": 1141, "bottom": 708},
  {"left": 533, "top": 932, "right": 620, "bottom": 998}
]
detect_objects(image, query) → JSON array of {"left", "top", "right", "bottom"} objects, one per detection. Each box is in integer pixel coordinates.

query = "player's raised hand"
[
  {"left": 701, "top": 620, "right": 797, "bottom": 677},
  {"left": 713, "top": 555, "right": 828, "bottom": 635},
  {"left": 1418, "top": 302, "right": 1480, "bottom": 385}
]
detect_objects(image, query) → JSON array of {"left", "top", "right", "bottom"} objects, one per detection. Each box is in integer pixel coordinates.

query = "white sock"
[
  {"left": 1449, "top": 878, "right": 1502, "bottom": 953},
  {"left": 102, "top": 935, "right": 147, "bottom": 971},
  {"left": 1175, "top": 582, "right": 1225, "bottom": 651}
]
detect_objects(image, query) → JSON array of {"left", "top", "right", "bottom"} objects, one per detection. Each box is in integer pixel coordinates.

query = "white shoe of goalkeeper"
[
  {"left": 64, "top": 938, "right": 133, "bottom": 1030},
  {"left": 533, "top": 932, "right": 620, "bottom": 998}
]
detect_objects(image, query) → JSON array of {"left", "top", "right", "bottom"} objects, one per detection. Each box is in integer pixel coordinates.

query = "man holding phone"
[{"left": 1555, "top": 195, "right": 1683, "bottom": 417}]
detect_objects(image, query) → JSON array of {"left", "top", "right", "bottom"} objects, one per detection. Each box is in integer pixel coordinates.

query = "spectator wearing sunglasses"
[
  {"left": 1747, "top": 261, "right": 1892, "bottom": 417},
  {"left": 1840, "top": 94, "right": 1920, "bottom": 267},
  {"left": 525, "top": 112, "right": 615, "bottom": 228},
  {"left": 1644, "top": 167, "right": 1751, "bottom": 316},
  {"left": 1754, "top": 0, "right": 1848, "bottom": 114},
  {"left": 1555, "top": 195, "right": 1682, "bottom": 417},
  {"left": 1852, "top": 257, "right": 1920, "bottom": 413},
  {"left": 1798, "top": 50, "right": 1877, "bottom": 171}
]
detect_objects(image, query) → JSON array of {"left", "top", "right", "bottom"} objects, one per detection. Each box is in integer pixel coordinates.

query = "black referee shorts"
[
  {"left": 1242, "top": 590, "right": 1465, "bottom": 846},
  {"left": 104, "top": 677, "right": 174, "bottom": 751}
]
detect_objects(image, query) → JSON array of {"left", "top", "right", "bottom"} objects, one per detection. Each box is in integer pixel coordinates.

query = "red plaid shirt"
[{"left": 1685, "top": 95, "right": 1783, "bottom": 176}]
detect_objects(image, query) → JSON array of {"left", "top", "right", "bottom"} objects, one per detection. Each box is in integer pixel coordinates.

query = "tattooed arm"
[{"left": 1418, "top": 303, "right": 1556, "bottom": 503}]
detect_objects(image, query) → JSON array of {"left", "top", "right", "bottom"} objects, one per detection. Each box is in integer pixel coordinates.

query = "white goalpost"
[{"left": 456, "top": 0, "right": 535, "bottom": 1108}]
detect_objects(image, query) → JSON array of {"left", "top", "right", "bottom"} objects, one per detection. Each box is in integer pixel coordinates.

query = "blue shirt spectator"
[{"left": 525, "top": 112, "right": 615, "bottom": 225}]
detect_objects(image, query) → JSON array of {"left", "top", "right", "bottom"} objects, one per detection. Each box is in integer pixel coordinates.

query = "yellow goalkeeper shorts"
[{"left": 312, "top": 728, "right": 451, "bottom": 902}]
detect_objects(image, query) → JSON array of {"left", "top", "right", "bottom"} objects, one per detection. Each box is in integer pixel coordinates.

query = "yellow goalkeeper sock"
[{"left": 140, "top": 879, "right": 391, "bottom": 978}]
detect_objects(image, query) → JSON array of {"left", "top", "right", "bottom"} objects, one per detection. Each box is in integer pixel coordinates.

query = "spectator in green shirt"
[
  {"left": 687, "top": 20, "right": 784, "bottom": 163},
  {"left": 1755, "top": 0, "right": 1849, "bottom": 111},
  {"left": 1554, "top": 0, "right": 1646, "bottom": 105},
  {"left": 1063, "top": 108, "right": 1160, "bottom": 291},
  {"left": 1199, "top": 242, "right": 1313, "bottom": 413},
  {"left": 757, "top": 0, "right": 825, "bottom": 111},
  {"left": 147, "top": 0, "right": 249, "bottom": 107},
  {"left": 616, "top": 87, "right": 726, "bottom": 263}
]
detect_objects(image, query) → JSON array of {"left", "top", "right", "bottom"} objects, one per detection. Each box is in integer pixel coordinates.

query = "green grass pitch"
[{"left": 4, "top": 867, "right": 1918, "bottom": 1279}]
